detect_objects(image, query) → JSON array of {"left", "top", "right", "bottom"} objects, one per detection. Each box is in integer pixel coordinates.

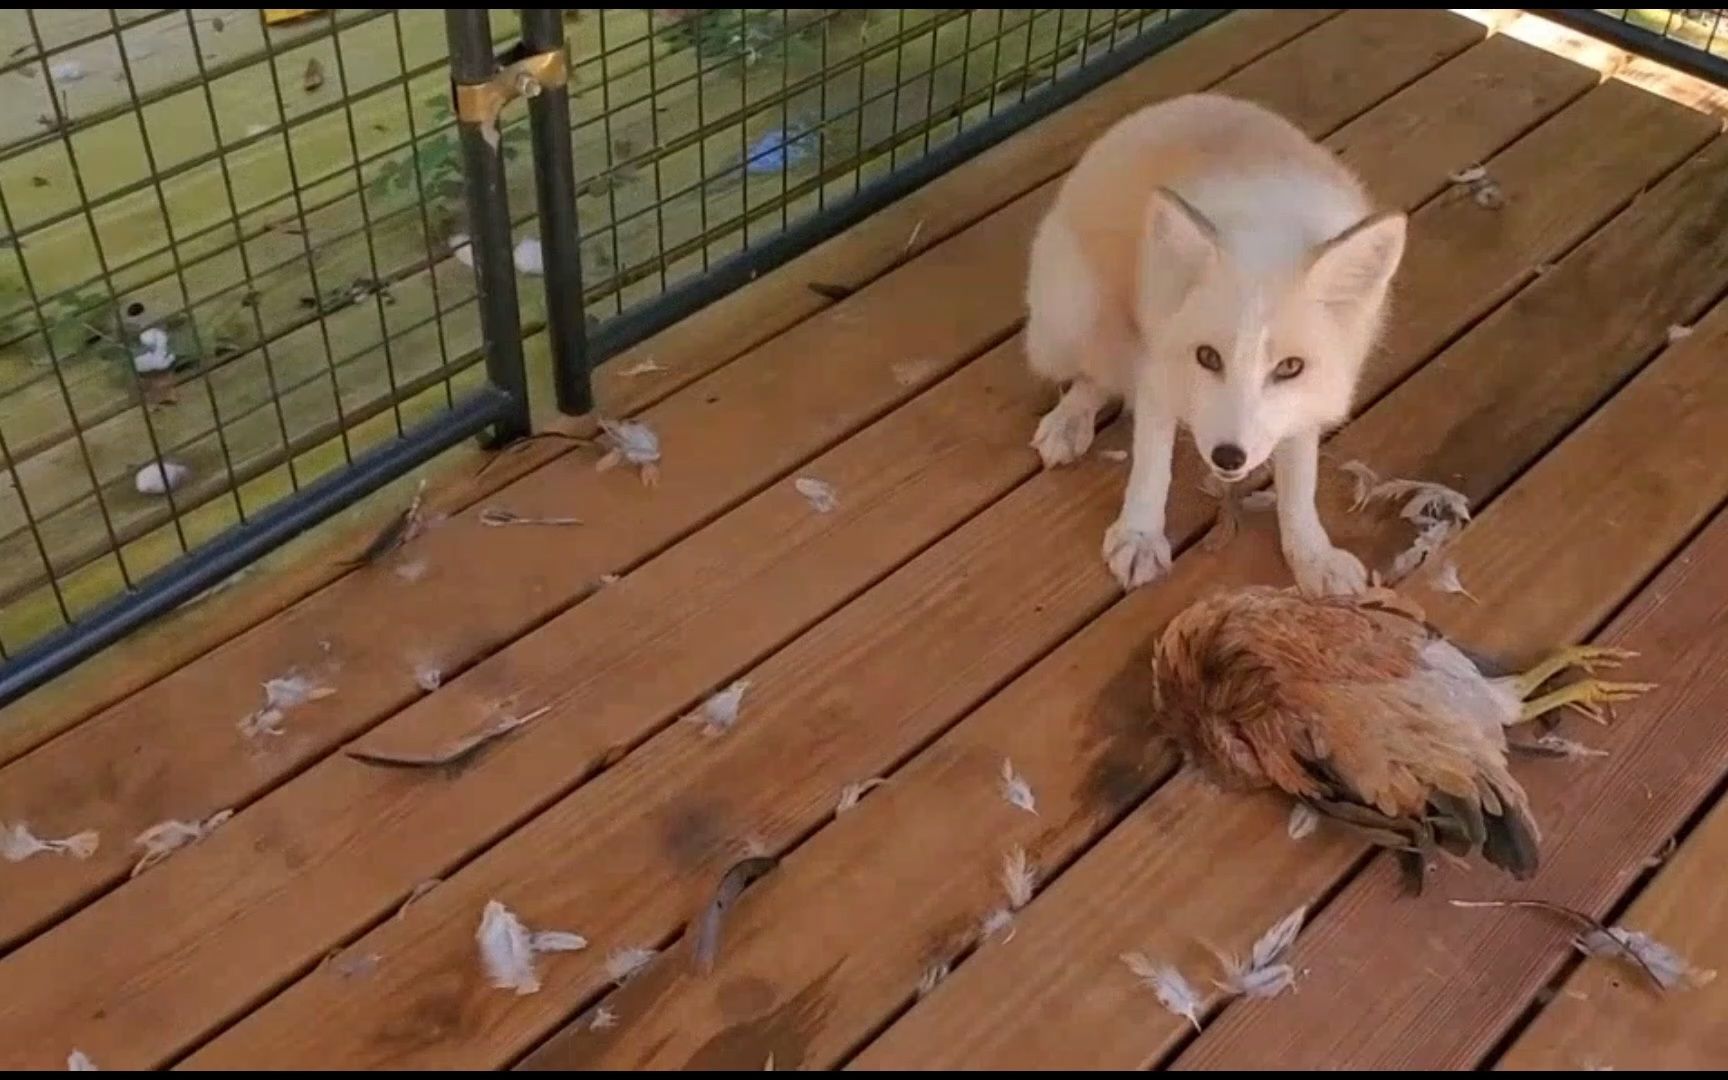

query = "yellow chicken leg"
[
  {"left": 1508, "top": 644, "right": 1638, "bottom": 698},
  {"left": 1518, "top": 677, "right": 1655, "bottom": 725}
]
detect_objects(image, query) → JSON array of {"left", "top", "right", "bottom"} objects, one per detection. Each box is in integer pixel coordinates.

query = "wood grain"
[
  {"left": 0, "top": 8, "right": 1341, "bottom": 770},
  {"left": 1172, "top": 301, "right": 1728, "bottom": 1070}
]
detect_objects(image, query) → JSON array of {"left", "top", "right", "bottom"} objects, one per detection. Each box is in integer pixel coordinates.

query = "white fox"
[{"left": 1023, "top": 92, "right": 1406, "bottom": 596}]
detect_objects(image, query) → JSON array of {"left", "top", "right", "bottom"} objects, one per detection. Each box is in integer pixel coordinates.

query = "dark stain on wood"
[{"left": 683, "top": 961, "right": 841, "bottom": 1071}]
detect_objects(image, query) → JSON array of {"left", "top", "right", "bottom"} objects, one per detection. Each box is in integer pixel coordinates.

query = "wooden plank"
[
  {"left": 846, "top": 135, "right": 1728, "bottom": 1070},
  {"left": 1169, "top": 299, "right": 1728, "bottom": 1071},
  {"left": 1175, "top": 300, "right": 1728, "bottom": 1071},
  {"left": 1496, "top": 774, "right": 1728, "bottom": 1071},
  {"left": 519, "top": 100, "right": 1728, "bottom": 1076},
  {"left": 128, "top": 26, "right": 1610, "bottom": 1074},
  {"left": 0, "top": 6, "right": 1339, "bottom": 769}
]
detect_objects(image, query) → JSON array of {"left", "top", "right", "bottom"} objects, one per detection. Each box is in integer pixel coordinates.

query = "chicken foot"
[{"left": 1501, "top": 644, "right": 1655, "bottom": 725}]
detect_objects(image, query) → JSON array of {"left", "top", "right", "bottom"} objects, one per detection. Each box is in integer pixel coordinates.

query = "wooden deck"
[{"left": 3, "top": 8, "right": 1728, "bottom": 1071}]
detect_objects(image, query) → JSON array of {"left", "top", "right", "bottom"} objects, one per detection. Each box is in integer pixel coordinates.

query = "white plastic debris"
[
  {"left": 1287, "top": 803, "right": 1319, "bottom": 841},
  {"left": 513, "top": 237, "right": 544, "bottom": 275},
  {"left": 134, "top": 460, "right": 190, "bottom": 496},
  {"left": 687, "top": 679, "right": 750, "bottom": 737},
  {"left": 131, "top": 809, "right": 233, "bottom": 877},
  {"left": 132, "top": 327, "right": 175, "bottom": 373},
  {"left": 1, "top": 822, "right": 99, "bottom": 863},
  {"left": 605, "top": 945, "right": 657, "bottom": 985},
  {"left": 999, "top": 758, "right": 1038, "bottom": 816},
  {"left": 476, "top": 899, "right": 587, "bottom": 996},
  {"left": 1121, "top": 953, "right": 1203, "bottom": 1031},
  {"left": 794, "top": 477, "right": 839, "bottom": 514},
  {"left": 67, "top": 1050, "right": 97, "bottom": 1071},
  {"left": 51, "top": 60, "right": 86, "bottom": 83},
  {"left": 238, "top": 672, "right": 335, "bottom": 739}
]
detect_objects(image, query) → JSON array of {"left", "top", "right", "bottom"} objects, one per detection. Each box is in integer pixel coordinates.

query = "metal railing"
[
  {"left": 0, "top": 8, "right": 1213, "bottom": 707},
  {"left": 1537, "top": 9, "right": 1728, "bottom": 85}
]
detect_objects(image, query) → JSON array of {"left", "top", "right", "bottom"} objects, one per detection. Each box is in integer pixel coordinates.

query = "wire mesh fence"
[
  {"left": 1540, "top": 8, "right": 1728, "bottom": 82},
  {"left": 0, "top": 7, "right": 1213, "bottom": 703}
]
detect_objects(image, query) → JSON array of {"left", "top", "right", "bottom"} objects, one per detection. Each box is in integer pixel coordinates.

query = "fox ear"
[
  {"left": 1306, "top": 210, "right": 1405, "bottom": 314},
  {"left": 1140, "top": 186, "right": 1219, "bottom": 303}
]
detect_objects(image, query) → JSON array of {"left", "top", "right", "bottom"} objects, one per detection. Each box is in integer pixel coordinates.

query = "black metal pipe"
[
  {"left": 447, "top": 8, "right": 534, "bottom": 446},
  {"left": 1532, "top": 9, "right": 1728, "bottom": 89},
  {"left": 0, "top": 388, "right": 516, "bottom": 711},
  {"left": 586, "top": 7, "right": 1228, "bottom": 366},
  {"left": 519, "top": 8, "right": 594, "bottom": 416}
]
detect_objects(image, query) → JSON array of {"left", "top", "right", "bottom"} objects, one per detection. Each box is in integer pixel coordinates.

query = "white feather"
[
  {"left": 1121, "top": 952, "right": 1203, "bottom": 1031},
  {"left": 590, "top": 1005, "right": 618, "bottom": 1030},
  {"left": 513, "top": 237, "right": 544, "bottom": 275},
  {"left": 687, "top": 679, "right": 750, "bottom": 737},
  {"left": 131, "top": 809, "right": 233, "bottom": 877},
  {"left": 835, "top": 777, "right": 886, "bottom": 815},
  {"left": 620, "top": 359, "right": 666, "bottom": 377},
  {"left": 1001, "top": 845, "right": 1035, "bottom": 910},
  {"left": 999, "top": 758, "right": 1038, "bottom": 816},
  {"left": 606, "top": 945, "right": 658, "bottom": 984},
  {"left": 1, "top": 823, "right": 99, "bottom": 862},
  {"left": 132, "top": 327, "right": 175, "bottom": 373},
  {"left": 476, "top": 900, "right": 588, "bottom": 996},
  {"left": 794, "top": 476, "right": 839, "bottom": 514},
  {"left": 67, "top": 1050, "right": 97, "bottom": 1071},
  {"left": 1287, "top": 803, "right": 1319, "bottom": 841},
  {"left": 1577, "top": 927, "right": 1716, "bottom": 990}
]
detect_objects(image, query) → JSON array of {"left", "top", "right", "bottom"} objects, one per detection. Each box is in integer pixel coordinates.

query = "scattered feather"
[
  {"left": 1206, "top": 906, "right": 1306, "bottom": 1000},
  {"left": 449, "top": 233, "right": 476, "bottom": 269},
  {"left": 1341, "top": 460, "right": 1380, "bottom": 512},
  {"left": 1287, "top": 803, "right": 1319, "bottom": 841},
  {"left": 132, "top": 327, "right": 175, "bottom": 373},
  {"left": 794, "top": 476, "right": 839, "bottom": 514},
  {"left": 1, "top": 822, "right": 99, "bottom": 862},
  {"left": 599, "top": 572, "right": 622, "bottom": 586},
  {"left": 589, "top": 1005, "right": 618, "bottom": 1030},
  {"left": 513, "top": 237, "right": 544, "bottom": 275},
  {"left": 1001, "top": 845, "right": 1035, "bottom": 910},
  {"left": 1341, "top": 462, "right": 1472, "bottom": 583},
  {"left": 134, "top": 459, "right": 190, "bottom": 496},
  {"left": 393, "top": 557, "right": 429, "bottom": 583},
  {"left": 765, "top": 1053, "right": 775, "bottom": 1071},
  {"left": 917, "top": 961, "right": 950, "bottom": 998},
  {"left": 1643, "top": 836, "right": 1678, "bottom": 870},
  {"left": 606, "top": 945, "right": 658, "bottom": 985},
  {"left": 835, "top": 777, "right": 886, "bottom": 815},
  {"left": 1121, "top": 953, "right": 1203, "bottom": 1031},
  {"left": 1666, "top": 323, "right": 1694, "bottom": 343},
  {"left": 1448, "top": 164, "right": 1505, "bottom": 208},
  {"left": 412, "top": 660, "right": 442, "bottom": 692},
  {"left": 619, "top": 358, "right": 666, "bottom": 378},
  {"left": 476, "top": 899, "right": 587, "bottom": 995},
  {"left": 238, "top": 672, "right": 336, "bottom": 739},
  {"left": 1240, "top": 489, "right": 1277, "bottom": 512},
  {"left": 331, "top": 951, "right": 381, "bottom": 979},
  {"left": 595, "top": 417, "right": 661, "bottom": 485},
  {"left": 978, "top": 906, "right": 1016, "bottom": 942},
  {"left": 1533, "top": 732, "right": 1609, "bottom": 759},
  {"left": 344, "top": 705, "right": 549, "bottom": 770},
  {"left": 1099, "top": 449, "right": 1129, "bottom": 463},
  {"left": 396, "top": 878, "right": 441, "bottom": 919},
  {"left": 479, "top": 506, "right": 583, "bottom": 527},
  {"left": 344, "top": 478, "right": 429, "bottom": 567},
  {"left": 1428, "top": 559, "right": 1478, "bottom": 602},
  {"left": 1448, "top": 165, "right": 1486, "bottom": 184},
  {"left": 131, "top": 809, "right": 233, "bottom": 877},
  {"left": 1448, "top": 898, "right": 1715, "bottom": 991},
  {"left": 302, "top": 57, "right": 324, "bottom": 93},
  {"left": 67, "top": 1051, "right": 96, "bottom": 1071},
  {"left": 1578, "top": 927, "right": 1716, "bottom": 991},
  {"left": 890, "top": 358, "right": 937, "bottom": 386},
  {"left": 999, "top": 758, "right": 1038, "bottom": 816},
  {"left": 691, "top": 854, "right": 780, "bottom": 975},
  {"left": 903, "top": 218, "right": 925, "bottom": 255},
  {"left": 686, "top": 680, "right": 750, "bottom": 737}
]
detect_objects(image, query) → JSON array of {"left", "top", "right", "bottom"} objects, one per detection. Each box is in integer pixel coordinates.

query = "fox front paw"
[
  {"left": 1031, "top": 404, "right": 1096, "bottom": 468},
  {"left": 1286, "top": 540, "right": 1369, "bottom": 597},
  {"left": 1103, "top": 519, "right": 1172, "bottom": 590}
]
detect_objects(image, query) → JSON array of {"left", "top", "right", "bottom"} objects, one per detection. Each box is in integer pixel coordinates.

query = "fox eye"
[
  {"left": 1272, "top": 355, "right": 1305, "bottom": 381},
  {"left": 1195, "top": 345, "right": 1223, "bottom": 373}
]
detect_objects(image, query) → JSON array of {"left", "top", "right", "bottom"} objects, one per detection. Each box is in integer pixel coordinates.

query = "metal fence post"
[
  {"left": 519, "top": 8, "right": 594, "bottom": 417},
  {"left": 446, "top": 8, "right": 534, "bottom": 446}
]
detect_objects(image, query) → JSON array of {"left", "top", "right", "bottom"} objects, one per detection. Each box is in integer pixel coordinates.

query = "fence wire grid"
[{"left": 0, "top": 7, "right": 1201, "bottom": 702}]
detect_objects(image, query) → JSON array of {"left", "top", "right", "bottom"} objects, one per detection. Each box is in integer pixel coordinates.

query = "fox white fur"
[{"left": 1024, "top": 92, "right": 1406, "bottom": 596}]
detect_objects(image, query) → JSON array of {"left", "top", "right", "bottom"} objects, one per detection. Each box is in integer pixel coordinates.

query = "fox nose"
[{"left": 1210, "top": 443, "right": 1247, "bottom": 473}]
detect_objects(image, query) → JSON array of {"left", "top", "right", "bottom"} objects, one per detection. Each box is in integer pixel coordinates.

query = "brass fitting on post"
[{"left": 453, "top": 47, "right": 568, "bottom": 149}]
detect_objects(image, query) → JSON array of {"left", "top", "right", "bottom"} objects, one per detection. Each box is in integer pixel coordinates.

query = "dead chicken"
[{"left": 1148, "top": 585, "right": 1652, "bottom": 892}]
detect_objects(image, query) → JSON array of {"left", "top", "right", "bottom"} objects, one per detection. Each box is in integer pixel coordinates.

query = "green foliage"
[
  {"left": 365, "top": 92, "right": 531, "bottom": 217},
  {"left": 655, "top": 9, "right": 826, "bottom": 68}
]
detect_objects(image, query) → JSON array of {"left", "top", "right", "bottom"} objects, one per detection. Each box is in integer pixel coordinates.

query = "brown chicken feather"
[{"left": 1149, "top": 584, "right": 1587, "bottom": 893}]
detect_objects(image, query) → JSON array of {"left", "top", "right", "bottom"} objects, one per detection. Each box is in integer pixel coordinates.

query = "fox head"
[{"left": 1134, "top": 185, "right": 1406, "bottom": 481}]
